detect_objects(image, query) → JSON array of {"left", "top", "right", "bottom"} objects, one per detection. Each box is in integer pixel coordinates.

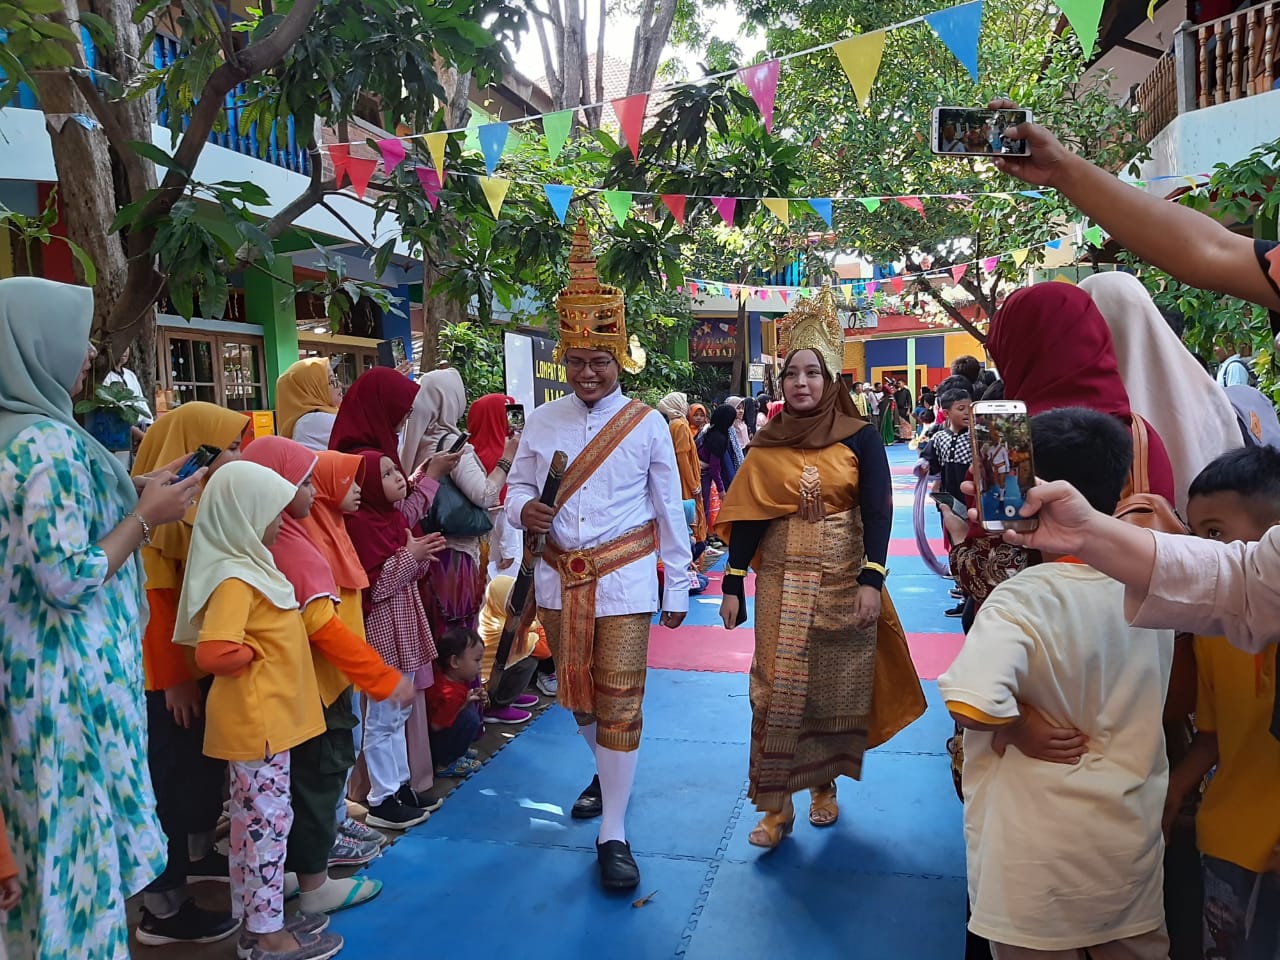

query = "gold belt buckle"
[{"left": 561, "top": 550, "right": 598, "bottom": 583}]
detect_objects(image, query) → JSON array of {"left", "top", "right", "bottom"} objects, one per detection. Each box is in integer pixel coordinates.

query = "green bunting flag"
[
  {"left": 543, "top": 110, "right": 573, "bottom": 161},
  {"left": 602, "top": 190, "right": 633, "bottom": 226}
]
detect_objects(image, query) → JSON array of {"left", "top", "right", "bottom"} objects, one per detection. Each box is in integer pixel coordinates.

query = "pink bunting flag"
[
  {"left": 711, "top": 196, "right": 737, "bottom": 226},
  {"left": 867, "top": 280, "right": 879, "bottom": 294},
  {"left": 982, "top": 256, "right": 999, "bottom": 274},
  {"left": 889, "top": 276, "right": 904, "bottom": 294},
  {"left": 757, "top": 289, "right": 769, "bottom": 301},
  {"left": 779, "top": 290, "right": 790, "bottom": 305},
  {"left": 611, "top": 93, "right": 649, "bottom": 162},
  {"left": 728, "top": 284, "right": 739, "bottom": 298},
  {"left": 661, "top": 194, "right": 687, "bottom": 227},
  {"left": 345, "top": 156, "right": 377, "bottom": 199},
  {"left": 894, "top": 196, "right": 926, "bottom": 218},
  {"left": 950, "top": 264, "right": 968, "bottom": 283},
  {"left": 328, "top": 144, "right": 350, "bottom": 183},
  {"left": 688, "top": 282, "right": 699, "bottom": 296},
  {"left": 415, "top": 166, "right": 442, "bottom": 211},
  {"left": 737, "top": 59, "right": 781, "bottom": 133},
  {"left": 376, "top": 138, "right": 407, "bottom": 174}
]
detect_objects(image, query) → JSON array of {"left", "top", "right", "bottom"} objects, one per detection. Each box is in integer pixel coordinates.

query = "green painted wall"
[{"left": 244, "top": 261, "right": 297, "bottom": 406}]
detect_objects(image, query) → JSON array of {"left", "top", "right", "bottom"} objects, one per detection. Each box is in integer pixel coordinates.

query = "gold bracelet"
[
  {"left": 725, "top": 566, "right": 749, "bottom": 577},
  {"left": 861, "top": 561, "right": 888, "bottom": 577}
]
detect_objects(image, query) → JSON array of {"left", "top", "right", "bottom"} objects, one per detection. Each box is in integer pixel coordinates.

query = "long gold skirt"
[{"left": 748, "top": 508, "right": 926, "bottom": 812}]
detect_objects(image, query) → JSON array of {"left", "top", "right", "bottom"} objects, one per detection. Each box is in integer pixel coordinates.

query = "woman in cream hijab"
[{"left": 1079, "top": 271, "right": 1242, "bottom": 512}]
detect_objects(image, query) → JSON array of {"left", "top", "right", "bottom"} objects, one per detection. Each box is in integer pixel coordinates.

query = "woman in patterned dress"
[{"left": 0, "top": 277, "right": 206, "bottom": 959}]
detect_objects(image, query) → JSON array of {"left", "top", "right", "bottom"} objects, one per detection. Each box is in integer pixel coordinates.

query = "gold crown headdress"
[
  {"left": 554, "top": 219, "right": 643, "bottom": 373},
  {"left": 778, "top": 285, "right": 844, "bottom": 376}
]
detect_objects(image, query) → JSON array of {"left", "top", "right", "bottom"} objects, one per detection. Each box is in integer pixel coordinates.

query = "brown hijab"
[{"left": 751, "top": 349, "right": 867, "bottom": 450}]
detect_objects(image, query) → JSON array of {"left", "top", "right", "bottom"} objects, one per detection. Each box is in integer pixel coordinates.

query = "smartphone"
[
  {"left": 448, "top": 432, "right": 469, "bottom": 454},
  {"left": 931, "top": 107, "right": 1031, "bottom": 157},
  {"left": 969, "top": 400, "right": 1038, "bottom": 533},
  {"left": 175, "top": 444, "right": 221, "bottom": 481},
  {"left": 377, "top": 337, "right": 408, "bottom": 368},
  {"left": 505, "top": 402, "right": 525, "bottom": 434},
  {"left": 930, "top": 491, "right": 969, "bottom": 522}
]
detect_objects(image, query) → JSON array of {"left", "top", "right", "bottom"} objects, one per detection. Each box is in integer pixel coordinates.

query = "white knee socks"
[
  {"left": 578, "top": 722, "right": 599, "bottom": 762},
  {"left": 595, "top": 746, "right": 638, "bottom": 845}
]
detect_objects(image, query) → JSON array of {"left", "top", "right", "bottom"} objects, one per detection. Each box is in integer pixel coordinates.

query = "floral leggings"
[{"left": 229, "top": 752, "right": 293, "bottom": 935}]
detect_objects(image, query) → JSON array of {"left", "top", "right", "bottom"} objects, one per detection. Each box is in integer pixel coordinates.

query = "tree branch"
[
  {"left": 318, "top": 199, "right": 377, "bottom": 252},
  {"left": 233, "top": 146, "right": 336, "bottom": 266}
]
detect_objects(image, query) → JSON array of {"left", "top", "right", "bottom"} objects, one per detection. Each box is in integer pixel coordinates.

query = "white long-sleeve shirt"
[{"left": 505, "top": 387, "right": 691, "bottom": 616}]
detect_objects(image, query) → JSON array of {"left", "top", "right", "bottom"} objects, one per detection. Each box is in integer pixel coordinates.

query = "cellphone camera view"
[
  {"left": 935, "top": 108, "right": 1028, "bottom": 156},
  {"left": 972, "top": 413, "right": 1035, "bottom": 524}
]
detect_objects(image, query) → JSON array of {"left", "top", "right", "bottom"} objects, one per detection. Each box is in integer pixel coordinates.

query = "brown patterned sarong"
[
  {"left": 543, "top": 521, "right": 657, "bottom": 715},
  {"left": 537, "top": 607, "right": 651, "bottom": 752},
  {"left": 748, "top": 507, "right": 879, "bottom": 812}
]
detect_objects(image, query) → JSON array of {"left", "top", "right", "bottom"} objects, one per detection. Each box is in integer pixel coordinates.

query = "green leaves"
[
  {"left": 128, "top": 141, "right": 189, "bottom": 174},
  {"left": 1, "top": 188, "right": 96, "bottom": 285}
]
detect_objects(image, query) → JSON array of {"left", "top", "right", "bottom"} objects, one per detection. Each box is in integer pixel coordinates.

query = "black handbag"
[{"left": 423, "top": 435, "right": 494, "bottom": 537}]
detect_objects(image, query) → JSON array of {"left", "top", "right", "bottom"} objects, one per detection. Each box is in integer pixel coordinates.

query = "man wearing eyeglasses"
[{"left": 506, "top": 222, "right": 690, "bottom": 893}]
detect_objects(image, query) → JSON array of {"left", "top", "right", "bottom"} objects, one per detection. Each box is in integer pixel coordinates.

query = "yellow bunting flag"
[
  {"left": 1011, "top": 248, "right": 1030, "bottom": 267},
  {"left": 842, "top": 284, "right": 854, "bottom": 305},
  {"left": 762, "top": 197, "right": 790, "bottom": 226},
  {"left": 479, "top": 177, "right": 510, "bottom": 218},
  {"left": 424, "top": 132, "right": 448, "bottom": 181},
  {"left": 1054, "top": 274, "right": 1077, "bottom": 285},
  {"left": 832, "top": 31, "right": 886, "bottom": 107}
]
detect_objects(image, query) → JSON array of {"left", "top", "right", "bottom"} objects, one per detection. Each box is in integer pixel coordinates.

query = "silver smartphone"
[
  {"left": 931, "top": 106, "right": 1031, "bottom": 157},
  {"left": 969, "top": 400, "right": 1038, "bottom": 533}
]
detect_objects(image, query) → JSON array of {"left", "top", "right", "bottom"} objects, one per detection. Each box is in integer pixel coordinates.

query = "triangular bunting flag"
[
  {"left": 859, "top": 197, "right": 881, "bottom": 213},
  {"left": 729, "top": 284, "right": 739, "bottom": 298},
  {"left": 832, "top": 31, "right": 886, "bottom": 107},
  {"left": 982, "top": 256, "right": 999, "bottom": 274},
  {"left": 809, "top": 198, "right": 833, "bottom": 228},
  {"left": 611, "top": 93, "right": 649, "bottom": 162},
  {"left": 721, "top": 285, "right": 731, "bottom": 298},
  {"left": 737, "top": 59, "right": 781, "bottom": 133},
  {"left": 688, "top": 282, "right": 699, "bottom": 296},
  {"left": 661, "top": 194, "right": 687, "bottom": 227},
  {"left": 543, "top": 110, "right": 573, "bottom": 161},
  {"left": 951, "top": 263, "right": 968, "bottom": 283},
  {"left": 711, "top": 196, "right": 737, "bottom": 227},
  {"left": 889, "top": 276, "right": 904, "bottom": 294},
  {"left": 762, "top": 197, "right": 790, "bottom": 226},
  {"left": 345, "top": 156, "right": 377, "bottom": 199},
  {"left": 602, "top": 190, "right": 633, "bottom": 226},
  {"left": 478, "top": 176, "right": 510, "bottom": 218},
  {"left": 867, "top": 280, "right": 879, "bottom": 294},
  {"left": 328, "top": 144, "right": 350, "bottom": 184},
  {"left": 477, "top": 122, "right": 509, "bottom": 176},
  {"left": 924, "top": 0, "right": 984, "bottom": 83},
  {"left": 779, "top": 290, "right": 790, "bottom": 305},
  {"left": 415, "top": 167, "right": 442, "bottom": 211},
  {"left": 1011, "top": 248, "right": 1030, "bottom": 267},
  {"left": 377, "top": 138, "right": 407, "bottom": 174},
  {"left": 739, "top": 287, "right": 751, "bottom": 305},
  {"left": 543, "top": 184, "right": 574, "bottom": 224},
  {"left": 895, "top": 196, "right": 926, "bottom": 218},
  {"left": 873, "top": 292, "right": 884, "bottom": 307},
  {"left": 758, "top": 289, "right": 769, "bottom": 301},
  {"left": 1056, "top": 0, "right": 1105, "bottom": 58},
  {"left": 1083, "top": 224, "right": 1105, "bottom": 247},
  {"left": 1046, "top": 238, "right": 1063, "bottom": 250},
  {"left": 424, "top": 132, "right": 448, "bottom": 181},
  {"left": 842, "top": 284, "right": 854, "bottom": 304},
  {"left": 1018, "top": 189, "right": 1045, "bottom": 199}
]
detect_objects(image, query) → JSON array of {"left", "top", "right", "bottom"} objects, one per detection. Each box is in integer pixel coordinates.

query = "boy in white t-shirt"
[{"left": 940, "top": 407, "right": 1174, "bottom": 960}]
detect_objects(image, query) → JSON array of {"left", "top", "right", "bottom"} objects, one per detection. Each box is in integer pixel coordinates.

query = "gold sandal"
[
  {"left": 809, "top": 783, "right": 839, "bottom": 828},
  {"left": 748, "top": 798, "right": 795, "bottom": 849}
]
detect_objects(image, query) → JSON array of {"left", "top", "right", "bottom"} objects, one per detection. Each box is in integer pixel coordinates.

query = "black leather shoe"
[
  {"left": 571, "top": 775, "right": 602, "bottom": 820},
  {"left": 596, "top": 839, "right": 640, "bottom": 890}
]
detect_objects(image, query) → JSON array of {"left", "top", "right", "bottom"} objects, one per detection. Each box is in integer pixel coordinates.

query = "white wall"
[{"left": 1132, "top": 90, "right": 1280, "bottom": 189}]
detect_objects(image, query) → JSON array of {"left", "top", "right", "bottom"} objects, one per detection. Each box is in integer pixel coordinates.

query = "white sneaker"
[{"left": 536, "top": 673, "right": 558, "bottom": 697}]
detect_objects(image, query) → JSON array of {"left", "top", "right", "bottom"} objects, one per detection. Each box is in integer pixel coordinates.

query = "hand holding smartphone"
[
  {"left": 448, "top": 432, "right": 470, "bottom": 454},
  {"left": 505, "top": 403, "right": 525, "bottom": 435},
  {"left": 175, "top": 445, "right": 221, "bottom": 481},
  {"left": 969, "top": 401, "right": 1038, "bottom": 533},
  {"left": 932, "top": 107, "right": 1031, "bottom": 157},
  {"left": 930, "top": 491, "right": 970, "bottom": 522}
]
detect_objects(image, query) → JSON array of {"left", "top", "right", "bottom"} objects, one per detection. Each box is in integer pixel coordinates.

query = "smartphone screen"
[
  {"left": 932, "top": 107, "right": 1030, "bottom": 156},
  {"left": 449, "top": 432, "right": 469, "bottom": 454},
  {"left": 505, "top": 403, "right": 525, "bottom": 434},
  {"left": 969, "top": 402, "right": 1037, "bottom": 531},
  {"left": 929, "top": 491, "right": 969, "bottom": 521},
  {"left": 391, "top": 338, "right": 407, "bottom": 366}
]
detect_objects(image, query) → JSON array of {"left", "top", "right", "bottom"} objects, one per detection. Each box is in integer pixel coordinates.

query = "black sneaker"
[
  {"left": 944, "top": 603, "right": 966, "bottom": 618},
  {"left": 395, "top": 784, "right": 444, "bottom": 812},
  {"left": 136, "top": 898, "right": 240, "bottom": 946},
  {"left": 364, "top": 797, "right": 430, "bottom": 831},
  {"left": 949, "top": 588, "right": 964, "bottom": 600},
  {"left": 188, "top": 849, "right": 231, "bottom": 883}
]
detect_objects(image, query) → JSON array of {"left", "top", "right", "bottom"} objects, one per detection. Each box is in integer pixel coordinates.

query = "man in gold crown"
[
  {"left": 713, "top": 285, "right": 925, "bottom": 849},
  {"left": 505, "top": 220, "right": 690, "bottom": 891}
]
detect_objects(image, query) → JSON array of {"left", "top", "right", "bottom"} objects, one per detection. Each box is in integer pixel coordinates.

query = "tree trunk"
[{"left": 628, "top": 0, "right": 678, "bottom": 95}]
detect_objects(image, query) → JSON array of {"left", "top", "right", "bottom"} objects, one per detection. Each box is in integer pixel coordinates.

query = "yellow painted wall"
[
  {"left": 842, "top": 339, "right": 865, "bottom": 376},
  {"left": 943, "top": 329, "right": 987, "bottom": 367},
  {"left": 0, "top": 227, "right": 12, "bottom": 279}
]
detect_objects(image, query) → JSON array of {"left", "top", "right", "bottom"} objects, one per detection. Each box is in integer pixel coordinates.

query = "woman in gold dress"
[{"left": 717, "top": 289, "right": 926, "bottom": 848}]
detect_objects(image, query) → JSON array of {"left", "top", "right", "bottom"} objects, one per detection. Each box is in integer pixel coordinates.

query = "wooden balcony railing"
[{"left": 1131, "top": 0, "right": 1278, "bottom": 141}]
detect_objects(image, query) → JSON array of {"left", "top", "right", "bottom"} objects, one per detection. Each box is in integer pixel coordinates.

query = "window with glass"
[
  {"left": 161, "top": 331, "right": 266, "bottom": 410},
  {"left": 221, "top": 340, "right": 266, "bottom": 411}
]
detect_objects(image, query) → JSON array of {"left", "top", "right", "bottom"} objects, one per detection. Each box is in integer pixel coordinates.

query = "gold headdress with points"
[
  {"left": 778, "top": 284, "right": 844, "bottom": 376},
  {"left": 554, "top": 219, "right": 643, "bottom": 373}
]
